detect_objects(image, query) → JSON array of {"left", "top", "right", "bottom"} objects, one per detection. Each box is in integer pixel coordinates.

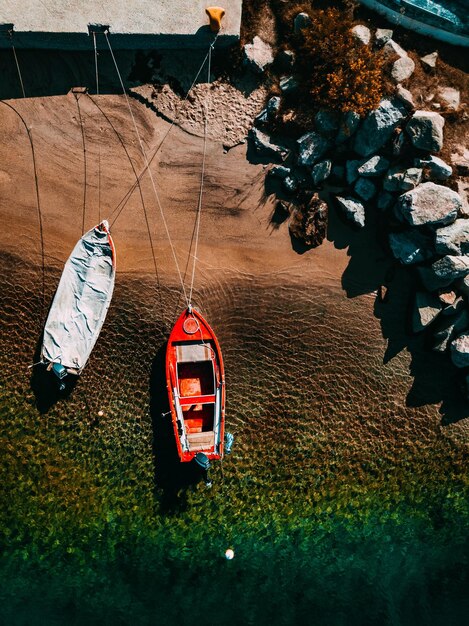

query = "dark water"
[{"left": 0, "top": 253, "right": 468, "bottom": 625}]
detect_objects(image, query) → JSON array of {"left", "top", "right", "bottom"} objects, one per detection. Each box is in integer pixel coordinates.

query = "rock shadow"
[
  {"left": 149, "top": 342, "right": 208, "bottom": 513},
  {"left": 328, "top": 202, "right": 469, "bottom": 424}
]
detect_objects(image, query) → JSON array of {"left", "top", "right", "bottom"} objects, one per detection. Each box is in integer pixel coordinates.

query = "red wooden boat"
[{"left": 166, "top": 306, "right": 226, "bottom": 464}]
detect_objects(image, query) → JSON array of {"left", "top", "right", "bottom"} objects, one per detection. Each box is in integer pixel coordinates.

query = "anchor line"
[{"left": 74, "top": 93, "right": 88, "bottom": 236}]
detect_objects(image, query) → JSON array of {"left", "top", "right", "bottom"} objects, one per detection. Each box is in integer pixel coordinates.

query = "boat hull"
[
  {"left": 166, "top": 307, "right": 225, "bottom": 463},
  {"left": 41, "top": 221, "right": 116, "bottom": 375}
]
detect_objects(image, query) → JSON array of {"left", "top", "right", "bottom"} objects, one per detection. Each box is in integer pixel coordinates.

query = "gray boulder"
[
  {"left": 346, "top": 160, "right": 360, "bottom": 184},
  {"left": 384, "top": 166, "right": 405, "bottom": 192},
  {"left": 377, "top": 192, "right": 394, "bottom": 211},
  {"left": 412, "top": 291, "right": 442, "bottom": 332},
  {"left": 432, "top": 309, "right": 469, "bottom": 352},
  {"left": 438, "top": 289, "right": 457, "bottom": 306},
  {"left": 420, "top": 52, "right": 438, "bottom": 69},
  {"left": 357, "top": 155, "right": 390, "bottom": 177},
  {"left": 279, "top": 75, "right": 300, "bottom": 94},
  {"left": 450, "top": 333, "right": 469, "bottom": 368},
  {"left": 269, "top": 165, "right": 290, "bottom": 179},
  {"left": 417, "top": 266, "right": 456, "bottom": 292},
  {"left": 315, "top": 110, "right": 341, "bottom": 136},
  {"left": 417, "top": 155, "right": 452, "bottom": 181},
  {"left": 389, "top": 230, "right": 434, "bottom": 265},
  {"left": 283, "top": 176, "right": 298, "bottom": 193},
  {"left": 297, "top": 131, "right": 331, "bottom": 166},
  {"left": 435, "top": 219, "right": 469, "bottom": 256},
  {"left": 243, "top": 37, "right": 274, "bottom": 73},
  {"left": 395, "top": 182, "right": 461, "bottom": 227},
  {"left": 406, "top": 111, "right": 445, "bottom": 153},
  {"left": 354, "top": 98, "right": 407, "bottom": 157},
  {"left": 311, "top": 160, "right": 332, "bottom": 185},
  {"left": 437, "top": 87, "right": 460, "bottom": 112},
  {"left": 375, "top": 28, "right": 393, "bottom": 47},
  {"left": 391, "top": 56, "right": 415, "bottom": 83},
  {"left": 354, "top": 178, "right": 377, "bottom": 201},
  {"left": 255, "top": 96, "right": 281, "bottom": 126},
  {"left": 336, "top": 111, "right": 360, "bottom": 144},
  {"left": 432, "top": 255, "right": 469, "bottom": 284},
  {"left": 400, "top": 167, "right": 423, "bottom": 191},
  {"left": 351, "top": 25, "right": 371, "bottom": 45},
  {"left": 276, "top": 49, "right": 295, "bottom": 70},
  {"left": 336, "top": 196, "right": 366, "bottom": 228},
  {"left": 249, "top": 128, "right": 289, "bottom": 160},
  {"left": 382, "top": 39, "right": 407, "bottom": 59},
  {"left": 294, "top": 12, "right": 311, "bottom": 33},
  {"left": 395, "top": 85, "right": 415, "bottom": 110}
]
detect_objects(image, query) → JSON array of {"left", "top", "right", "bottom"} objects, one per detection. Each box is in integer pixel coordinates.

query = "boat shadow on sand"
[{"left": 149, "top": 343, "right": 208, "bottom": 513}]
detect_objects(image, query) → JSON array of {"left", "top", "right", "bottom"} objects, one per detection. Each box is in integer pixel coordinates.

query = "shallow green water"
[{"left": 0, "top": 256, "right": 468, "bottom": 625}]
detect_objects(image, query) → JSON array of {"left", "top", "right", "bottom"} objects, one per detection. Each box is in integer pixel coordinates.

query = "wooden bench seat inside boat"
[{"left": 187, "top": 431, "right": 215, "bottom": 451}]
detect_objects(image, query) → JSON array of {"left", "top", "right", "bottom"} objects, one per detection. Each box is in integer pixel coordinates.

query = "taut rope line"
[
  {"left": 188, "top": 42, "right": 213, "bottom": 307},
  {"left": 107, "top": 38, "right": 218, "bottom": 228},
  {"left": 0, "top": 100, "right": 45, "bottom": 325},
  {"left": 92, "top": 31, "right": 102, "bottom": 224},
  {"left": 9, "top": 30, "right": 26, "bottom": 99},
  {"left": 74, "top": 93, "right": 88, "bottom": 236},
  {"left": 104, "top": 30, "right": 189, "bottom": 306}
]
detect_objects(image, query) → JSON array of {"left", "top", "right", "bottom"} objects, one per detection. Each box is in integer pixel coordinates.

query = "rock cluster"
[{"left": 243, "top": 21, "right": 469, "bottom": 398}]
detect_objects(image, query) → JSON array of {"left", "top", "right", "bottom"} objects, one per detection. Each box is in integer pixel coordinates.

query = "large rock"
[
  {"left": 400, "top": 167, "right": 422, "bottom": 191},
  {"left": 450, "top": 334, "right": 469, "bottom": 368},
  {"left": 354, "top": 178, "right": 377, "bottom": 201},
  {"left": 417, "top": 266, "right": 455, "bottom": 292},
  {"left": 383, "top": 166, "right": 406, "bottom": 192},
  {"left": 432, "top": 309, "right": 469, "bottom": 352},
  {"left": 311, "top": 160, "right": 332, "bottom": 185},
  {"left": 336, "top": 111, "right": 360, "bottom": 144},
  {"left": 375, "top": 28, "right": 393, "bottom": 47},
  {"left": 396, "top": 85, "right": 415, "bottom": 110},
  {"left": 351, "top": 25, "right": 371, "bottom": 45},
  {"left": 406, "top": 111, "right": 445, "bottom": 152},
  {"left": 288, "top": 193, "right": 327, "bottom": 248},
  {"left": 243, "top": 37, "right": 274, "bottom": 73},
  {"left": 417, "top": 155, "right": 452, "bottom": 181},
  {"left": 420, "top": 51, "right": 438, "bottom": 69},
  {"left": 354, "top": 98, "right": 407, "bottom": 157},
  {"left": 269, "top": 165, "right": 290, "bottom": 179},
  {"left": 255, "top": 96, "right": 280, "bottom": 126},
  {"left": 249, "top": 128, "right": 289, "bottom": 160},
  {"left": 435, "top": 219, "right": 469, "bottom": 256},
  {"left": 412, "top": 291, "right": 442, "bottom": 332},
  {"left": 315, "top": 110, "right": 341, "bottom": 137},
  {"left": 382, "top": 39, "right": 407, "bottom": 59},
  {"left": 389, "top": 230, "right": 434, "bottom": 265},
  {"left": 336, "top": 196, "right": 366, "bottom": 228},
  {"left": 346, "top": 159, "right": 360, "bottom": 184},
  {"left": 395, "top": 182, "right": 461, "bottom": 227},
  {"left": 357, "top": 155, "right": 390, "bottom": 177},
  {"left": 297, "top": 131, "right": 331, "bottom": 166},
  {"left": 391, "top": 56, "right": 415, "bottom": 83},
  {"left": 432, "top": 255, "right": 469, "bottom": 284},
  {"left": 294, "top": 12, "right": 312, "bottom": 33},
  {"left": 437, "top": 87, "right": 460, "bottom": 112}
]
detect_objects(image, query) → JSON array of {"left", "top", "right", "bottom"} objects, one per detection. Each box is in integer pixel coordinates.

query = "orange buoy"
[{"left": 205, "top": 6, "right": 225, "bottom": 33}]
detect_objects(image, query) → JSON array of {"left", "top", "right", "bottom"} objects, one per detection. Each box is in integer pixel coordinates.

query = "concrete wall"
[{"left": 0, "top": 0, "right": 242, "bottom": 49}]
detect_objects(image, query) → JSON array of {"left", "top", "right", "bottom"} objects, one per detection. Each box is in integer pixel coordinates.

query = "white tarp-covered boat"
[{"left": 41, "top": 220, "right": 116, "bottom": 381}]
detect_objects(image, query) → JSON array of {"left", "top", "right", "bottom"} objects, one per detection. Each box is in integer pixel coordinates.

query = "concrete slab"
[{"left": 0, "top": 0, "right": 242, "bottom": 49}]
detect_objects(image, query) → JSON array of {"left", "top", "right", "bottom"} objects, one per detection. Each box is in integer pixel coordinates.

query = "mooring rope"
[
  {"left": 9, "top": 31, "right": 26, "bottom": 99},
  {"left": 85, "top": 92, "right": 162, "bottom": 301},
  {"left": 74, "top": 93, "right": 88, "bottom": 236},
  {"left": 107, "top": 37, "right": 218, "bottom": 228},
  {"left": 0, "top": 100, "right": 46, "bottom": 325},
  {"left": 104, "top": 31, "right": 190, "bottom": 307},
  {"left": 188, "top": 42, "right": 213, "bottom": 307},
  {"left": 92, "top": 31, "right": 102, "bottom": 224}
]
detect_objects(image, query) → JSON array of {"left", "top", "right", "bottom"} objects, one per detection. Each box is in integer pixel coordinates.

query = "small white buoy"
[
  {"left": 225, "top": 548, "right": 234, "bottom": 560},
  {"left": 98, "top": 410, "right": 104, "bottom": 417}
]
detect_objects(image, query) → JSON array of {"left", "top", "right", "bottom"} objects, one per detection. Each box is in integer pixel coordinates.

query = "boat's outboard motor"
[
  {"left": 225, "top": 432, "right": 234, "bottom": 454},
  {"left": 194, "top": 452, "right": 212, "bottom": 488},
  {"left": 52, "top": 363, "right": 67, "bottom": 391}
]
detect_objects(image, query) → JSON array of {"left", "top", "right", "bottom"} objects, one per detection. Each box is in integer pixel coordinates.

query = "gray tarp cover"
[{"left": 42, "top": 224, "right": 115, "bottom": 371}]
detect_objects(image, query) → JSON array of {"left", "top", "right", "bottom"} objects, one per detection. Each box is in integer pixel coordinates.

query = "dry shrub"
[{"left": 296, "top": 8, "right": 384, "bottom": 116}]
